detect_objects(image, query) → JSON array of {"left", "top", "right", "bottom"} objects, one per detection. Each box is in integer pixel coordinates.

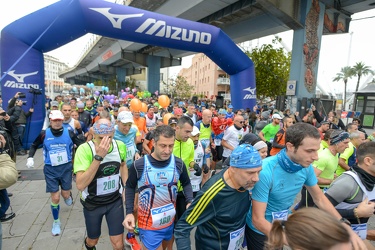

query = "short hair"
[
  {"left": 357, "top": 141, "right": 375, "bottom": 164},
  {"left": 266, "top": 207, "right": 350, "bottom": 250},
  {"left": 283, "top": 116, "right": 292, "bottom": 123},
  {"left": 285, "top": 123, "right": 320, "bottom": 149},
  {"left": 323, "top": 129, "right": 335, "bottom": 141},
  {"left": 353, "top": 118, "right": 361, "bottom": 124},
  {"left": 176, "top": 116, "right": 194, "bottom": 128},
  {"left": 349, "top": 131, "right": 363, "bottom": 140},
  {"left": 345, "top": 123, "right": 357, "bottom": 132},
  {"left": 153, "top": 125, "right": 175, "bottom": 143}
]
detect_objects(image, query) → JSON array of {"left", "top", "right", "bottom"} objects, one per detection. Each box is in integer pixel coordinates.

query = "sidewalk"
[{"left": 3, "top": 150, "right": 118, "bottom": 250}]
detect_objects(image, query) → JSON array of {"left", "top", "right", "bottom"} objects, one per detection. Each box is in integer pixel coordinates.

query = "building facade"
[
  {"left": 44, "top": 54, "right": 69, "bottom": 98},
  {"left": 178, "top": 53, "right": 230, "bottom": 100}
]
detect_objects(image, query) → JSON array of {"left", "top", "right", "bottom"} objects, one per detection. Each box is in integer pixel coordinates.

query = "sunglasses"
[{"left": 237, "top": 121, "right": 245, "bottom": 124}]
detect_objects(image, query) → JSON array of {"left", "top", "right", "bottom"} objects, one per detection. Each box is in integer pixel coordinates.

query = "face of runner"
[
  {"left": 61, "top": 105, "right": 72, "bottom": 119},
  {"left": 175, "top": 123, "right": 193, "bottom": 142},
  {"left": 152, "top": 135, "right": 174, "bottom": 161},
  {"left": 335, "top": 138, "right": 350, "bottom": 154},
  {"left": 286, "top": 137, "right": 320, "bottom": 167},
  {"left": 257, "top": 147, "right": 268, "bottom": 159},
  {"left": 117, "top": 122, "right": 132, "bottom": 135},
  {"left": 50, "top": 119, "right": 63, "bottom": 130},
  {"left": 231, "top": 166, "right": 262, "bottom": 190}
]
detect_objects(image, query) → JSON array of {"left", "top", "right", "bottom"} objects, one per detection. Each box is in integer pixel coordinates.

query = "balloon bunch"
[
  {"left": 86, "top": 83, "right": 95, "bottom": 89},
  {"left": 72, "top": 87, "right": 78, "bottom": 92},
  {"left": 101, "top": 86, "right": 109, "bottom": 93}
]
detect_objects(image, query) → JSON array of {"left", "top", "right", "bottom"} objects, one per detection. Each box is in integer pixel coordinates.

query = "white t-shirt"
[{"left": 222, "top": 125, "right": 243, "bottom": 157}]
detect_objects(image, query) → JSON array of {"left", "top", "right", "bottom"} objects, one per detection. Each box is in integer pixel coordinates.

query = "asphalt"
[{"left": 3, "top": 127, "right": 375, "bottom": 249}]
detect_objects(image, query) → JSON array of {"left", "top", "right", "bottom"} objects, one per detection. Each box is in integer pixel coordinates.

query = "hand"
[
  {"left": 205, "top": 147, "right": 211, "bottom": 154},
  {"left": 311, "top": 105, "right": 316, "bottom": 111},
  {"left": 26, "top": 158, "right": 34, "bottom": 168},
  {"left": 0, "top": 135, "right": 6, "bottom": 148},
  {"left": 134, "top": 152, "right": 141, "bottom": 160},
  {"left": 193, "top": 163, "right": 202, "bottom": 176},
  {"left": 29, "top": 108, "right": 34, "bottom": 112},
  {"left": 202, "top": 164, "right": 209, "bottom": 174},
  {"left": 295, "top": 111, "right": 299, "bottom": 116},
  {"left": 3, "top": 115, "right": 10, "bottom": 121},
  {"left": 14, "top": 92, "right": 20, "bottom": 98},
  {"left": 123, "top": 214, "right": 135, "bottom": 230},
  {"left": 356, "top": 198, "right": 375, "bottom": 218},
  {"left": 95, "top": 136, "right": 111, "bottom": 158}
]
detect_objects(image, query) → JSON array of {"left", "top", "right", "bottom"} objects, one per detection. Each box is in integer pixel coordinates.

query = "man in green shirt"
[{"left": 258, "top": 113, "right": 281, "bottom": 155}]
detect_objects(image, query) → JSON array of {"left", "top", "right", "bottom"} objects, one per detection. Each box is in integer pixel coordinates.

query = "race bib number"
[
  {"left": 228, "top": 225, "right": 245, "bottom": 250},
  {"left": 351, "top": 223, "right": 367, "bottom": 240},
  {"left": 96, "top": 174, "right": 119, "bottom": 196},
  {"left": 49, "top": 149, "right": 68, "bottom": 166},
  {"left": 151, "top": 203, "right": 176, "bottom": 229},
  {"left": 126, "top": 143, "right": 136, "bottom": 167},
  {"left": 272, "top": 209, "right": 288, "bottom": 222}
]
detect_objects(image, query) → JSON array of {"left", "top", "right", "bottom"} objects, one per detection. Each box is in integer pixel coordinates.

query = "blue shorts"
[
  {"left": 44, "top": 162, "right": 73, "bottom": 193},
  {"left": 83, "top": 198, "right": 124, "bottom": 239},
  {"left": 139, "top": 223, "right": 174, "bottom": 249}
]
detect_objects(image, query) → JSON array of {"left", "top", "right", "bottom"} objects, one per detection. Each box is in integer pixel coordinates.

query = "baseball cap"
[
  {"left": 320, "top": 121, "right": 330, "bottom": 125},
  {"left": 227, "top": 104, "right": 233, "bottom": 109},
  {"left": 230, "top": 144, "right": 262, "bottom": 169},
  {"left": 239, "top": 133, "right": 258, "bottom": 145},
  {"left": 272, "top": 113, "right": 282, "bottom": 120},
  {"left": 49, "top": 110, "right": 64, "bottom": 120},
  {"left": 51, "top": 101, "right": 59, "bottom": 107},
  {"left": 218, "top": 109, "right": 227, "bottom": 115},
  {"left": 191, "top": 126, "right": 201, "bottom": 136},
  {"left": 168, "top": 117, "right": 178, "bottom": 125},
  {"left": 117, "top": 111, "right": 134, "bottom": 124},
  {"left": 77, "top": 103, "right": 85, "bottom": 108}
]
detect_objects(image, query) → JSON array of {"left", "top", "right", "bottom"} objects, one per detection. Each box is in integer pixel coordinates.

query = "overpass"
[{"left": 59, "top": 0, "right": 375, "bottom": 88}]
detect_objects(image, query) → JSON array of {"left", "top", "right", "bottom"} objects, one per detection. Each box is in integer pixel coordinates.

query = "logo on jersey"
[
  {"left": 243, "top": 87, "right": 256, "bottom": 100},
  {"left": 154, "top": 171, "right": 169, "bottom": 185},
  {"left": 4, "top": 70, "right": 40, "bottom": 89}
]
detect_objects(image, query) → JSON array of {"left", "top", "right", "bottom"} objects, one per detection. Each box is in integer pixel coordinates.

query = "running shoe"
[
  {"left": 64, "top": 192, "right": 73, "bottom": 206},
  {"left": 52, "top": 221, "right": 61, "bottom": 236},
  {"left": 125, "top": 232, "right": 141, "bottom": 250}
]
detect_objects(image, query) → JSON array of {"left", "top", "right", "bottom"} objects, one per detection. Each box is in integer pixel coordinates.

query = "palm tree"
[
  {"left": 333, "top": 66, "right": 355, "bottom": 110},
  {"left": 353, "top": 62, "right": 373, "bottom": 92}
]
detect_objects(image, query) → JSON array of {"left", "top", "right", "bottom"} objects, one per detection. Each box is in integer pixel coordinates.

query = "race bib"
[
  {"left": 214, "top": 139, "right": 221, "bottom": 146},
  {"left": 151, "top": 203, "right": 176, "bottom": 229},
  {"left": 126, "top": 143, "right": 136, "bottom": 167},
  {"left": 96, "top": 174, "right": 119, "bottom": 196},
  {"left": 351, "top": 223, "right": 367, "bottom": 240},
  {"left": 191, "top": 179, "right": 201, "bottom": 192},
  {"left": 49, "top": 149, "right": 68, "bottom": 166},
  {"left": 272, "top": 209, "right": 288, "bottom": 222},
  {"left": 228, "top": 225, "right": 245, "bottom": 250}
]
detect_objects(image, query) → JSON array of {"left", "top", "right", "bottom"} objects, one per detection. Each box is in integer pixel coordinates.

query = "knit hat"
[
  {"left": 330, "top": 131, "right": 350, "bottom": 145},
  {"left": 230, "top": 144, "right": 262, "bottom": 169}
]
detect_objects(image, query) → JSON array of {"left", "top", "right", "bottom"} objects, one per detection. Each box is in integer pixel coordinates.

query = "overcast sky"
[{"left": 1, "top": 1, "right": 375, "bottom": 94}]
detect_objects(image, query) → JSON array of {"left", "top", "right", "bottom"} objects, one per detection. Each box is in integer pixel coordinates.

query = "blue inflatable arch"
[{"left": 0, "top": 0, "right": 255, "bottom": 148}]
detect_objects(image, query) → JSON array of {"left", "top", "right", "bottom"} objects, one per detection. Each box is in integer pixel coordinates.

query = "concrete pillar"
[
  {"left": 147, "top": 55, "right": 161, "bottom": 94},
  {"left": 289, "top": 0, "right": 325, "bottom": 112},
  {"left": 116, "top": 68, "right": 126, "bottom": 90}
]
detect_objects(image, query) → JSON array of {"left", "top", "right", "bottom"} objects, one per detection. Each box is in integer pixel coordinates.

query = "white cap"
[
  {"left": 49, "top": 110, "right": 64, "bottom": 120},
  {"left": 117, "top": 111, "right": 134, "bottom": 124},
  {"left": 191, "top": 126, "right": 201, "bottom": 136},
  {"left": 272, "top": 113, "right": 282, "bottom": 119}
]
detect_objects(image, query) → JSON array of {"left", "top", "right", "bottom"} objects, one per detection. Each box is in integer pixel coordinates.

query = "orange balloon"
[
  {"left": 163, "top": 113, "right": 173, "bottom": 125},
  {"left": 141, "top": 102, "right": 148, "bottom": 113},
  {"left": 158, "top": 95, "right": 170, "bottom": 108},
  {"left": 130, "top": 98, "right": 142, "bottom": 112}
]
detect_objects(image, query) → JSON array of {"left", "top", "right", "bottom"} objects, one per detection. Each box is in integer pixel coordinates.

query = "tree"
[
  {"left": 169, "top": 76, "right": 194, "bottom": 99},
  {"left": 333, "top": 66, "right": 355, "bottom": 110},
  {"left": 352, "top": 62, "right": 373, "bottom": 92},
  {"left": 246, "top": 37, "right": 291, "bottom": 100}
]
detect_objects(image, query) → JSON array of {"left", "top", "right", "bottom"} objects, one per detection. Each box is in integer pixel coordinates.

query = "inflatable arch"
[{"left": 0, "top": 0, "right": 256, "bottom": 148}]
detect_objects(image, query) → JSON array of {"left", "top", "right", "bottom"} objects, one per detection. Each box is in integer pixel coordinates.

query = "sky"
[{"left": 1, "top": 0, "right": 375, "bottom": 95}]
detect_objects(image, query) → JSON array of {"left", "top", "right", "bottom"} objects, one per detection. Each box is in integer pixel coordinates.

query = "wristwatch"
[{"left": 94, "top": 155, "right": 104, "bottom": 161}]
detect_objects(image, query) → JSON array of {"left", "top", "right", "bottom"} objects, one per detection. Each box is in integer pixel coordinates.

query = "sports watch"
[{"left": 94, "top": 155, "right": 104, "bottom": 161}]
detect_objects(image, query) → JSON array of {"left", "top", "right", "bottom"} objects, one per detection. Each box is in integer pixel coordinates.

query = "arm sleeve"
[
  {"left": 338, "top": 119, "right": 346, "bottom": 130},
  {"left": 174, "top": 191, "right": 215, "bottom": 250},
  {"left": 179, "top": 162, "right": 194, "bottom": 203},
  {"left": 28, "top": 131, "right": 45, "bottom": 157},
  {"left": 313, "top": 110, "right": 323, "bottom": 123},
  {"left": 125, "top": 162, "right": 140, "bottom": 214}
]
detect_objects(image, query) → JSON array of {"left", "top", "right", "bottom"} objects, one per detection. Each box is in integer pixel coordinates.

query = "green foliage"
[
  {"left": 333, "top": 66, "right": 355, "bottom": 109},
  {"left": 352, "top": 62, "right": 373, "bottom": 92},
  {"left": 246, "top": 37, "right": 291, "bottom": 100},
  {"left": 169, "top": 76, "right": 194, "bottom": 98}
]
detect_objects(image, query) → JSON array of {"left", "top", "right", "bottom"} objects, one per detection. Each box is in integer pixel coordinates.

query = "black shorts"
[
  {"left": 245, "top": 224, "right": 267, "bottom": 250},
  {"left": 212, "top": 145, "right": 223, "bottom": 161},
  {"left": 83, "top": 198, "right": 124, "bottom": 239}
]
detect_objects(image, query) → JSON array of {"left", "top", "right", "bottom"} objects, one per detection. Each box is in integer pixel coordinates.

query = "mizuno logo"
[
  {"left": 3, "top": 82, "right": 40, "bottom": 89},
  {"left": 243, "top": 87, "right": 256, "bottom": 100},
  {"left": 89, "top": 8, "right": 144, "bottom": 29},
  {"left": 135, "top": 18, "right": 212, "bottom": 45},
  {"left": 7, "top": 70, "right": 38, "bottom": 83},
  {"left": 243, "top": 87, "right": 256, "bottom": 95}
]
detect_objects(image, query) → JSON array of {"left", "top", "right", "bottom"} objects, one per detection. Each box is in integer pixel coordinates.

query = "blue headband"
[
  {"left": 93, "top": 122, "right": 114, "bottom": 135},
  {"left": 330, "top": 131, "right": 350, "bottom": 145}
]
